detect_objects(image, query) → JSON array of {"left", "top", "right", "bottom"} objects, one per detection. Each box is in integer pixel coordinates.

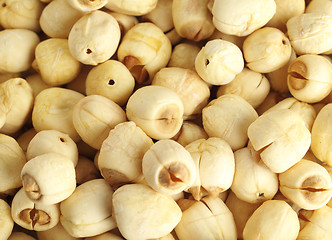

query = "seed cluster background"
[{"left": 0, "top": 0, "right": 332, "bottom": 239}]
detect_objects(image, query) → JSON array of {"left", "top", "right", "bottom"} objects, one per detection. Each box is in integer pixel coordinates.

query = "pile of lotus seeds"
[{"left": 1, "top": 0, "right": 332, "bottom": 239}]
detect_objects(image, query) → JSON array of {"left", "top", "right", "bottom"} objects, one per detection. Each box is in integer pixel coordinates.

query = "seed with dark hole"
[
  {"left": 108, "top": 79, "right": 115, "bottom": 85},
  {"left": 86, "top": 48, "right": 92, "bottom": 54},
  {"left": 205, "top": 59, "right": 210, "bottom": 66},
  {"left": 59, "top": 137, "right": 65, "bottom": 142}
]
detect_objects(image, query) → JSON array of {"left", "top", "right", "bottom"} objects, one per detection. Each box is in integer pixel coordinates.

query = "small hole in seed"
[
  {"left": 86, "top": 48, "right": 92, "bottom": 54},
  {"left": 59, "top": 137, "right": 65, "bottom": 142},
  {"left": 282, "top": 39, "right": 287, "bottom": 45},
  {"left": 2, "top": 3, "right": 6, "bottom": 7},
  {"left": 108, "top": 79, "right": 115, "bottom": 85},
  {"left": 205, "top": 59, "right": 210, "bottom": 66}
]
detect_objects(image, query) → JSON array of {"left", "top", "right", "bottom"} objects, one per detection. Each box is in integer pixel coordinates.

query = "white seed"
[
  {"left": 243, "top": 200, "right": 300, "bottom": 240},
  {"left": 68, "top": 10, "right": 121, "bottom": 65},
  {"left": 21, "top": 153, "right": 76, "bottom": 205},
  {"left": 0, "top": 133, "right": 26, "bottom": 193},
  {"left": 231, "top": 147, "right": 278, "bottom": 203},
  {"left": 98, "top": 121, "right": 153, "bottom": 186},
  {"left": 279, "top": 159, "right": 332, "bottom": 210},
  {"left": 32, "top": 87, "right": 84, "bottom": 142},
  {"left": 142, "top": 139, "right": 196, "bottom": 196},
  {"left": 60, "top": 179, "right": 116, "bottom": 238},
  {"left": 112, "top": 183, "right": 182, "bottom": 240},
  {"left": 26, "top": 130, "right": 78, "bottom": 166},
  {"left": 11, "top": 188, "right": 60, "bottom": 231},
  {"left": 287, "top": 54, "right": 332, "bottom": 103},
  {"left": 104, "top": 0, "right": 157, "bottom": 16},
  {"left": 126, "top": 85, "right": 184, "bottom": 140},
  {"left": 72, "top": 95, "right": 127, "bottom": 149},
  {"left": 243, "top": 27, "right": 292, "bottom": 73},
  {"left": 85, "top": 60, "right": 135, "bottom": 106},
  {"left": 212, "top": 0, "right": 276, "bottom": 36},
  {"left": 247, "top": 109, "right": 311, "bottom": 173},
  {"left": 0, "top": 29, "right": 39, "bottom": 73},
  {"left": 311, "top": 103, "right": 332, "bottom": 166},
  {"left": 185, "top": 137, "right": 235, "bottom": 200},
  {"left": 202, "top": 94, "right": 258, "bottom": 151},
  {"left": 195, "top": 39, "right": 244, "bottom": 85},
  {"left": 0, "top": 199, "right": 14, "bottom": 240}
]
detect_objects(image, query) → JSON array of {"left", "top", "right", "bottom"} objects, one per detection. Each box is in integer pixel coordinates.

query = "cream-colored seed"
[
  {"left": 105, "top": 0, "right": 157, "bottom": 16},
  {"left": 141, "top": 0, "right": 173, "bottom": 33},
  {"left": 39, "top": 0, "right": 84, "bottom": 38},
  {"left": 243, "top": 27, "right": 292, "bottom": 73},
  {"left": 72, "top": 95, "right": 127, "bottom": 150},
  {"left": 217, "top": 68, "right": 270, "bottom": 108},
  {"left": 297, "top": 205, "right": 332, "bottom": 240},
  {"left": 248, "top": 109, "right": 311, "bottom": 173},
  {"left": 108, "top": 12, "right": 138, "bottom": 37},
  {"left": 126, "top": 85, "right": 184, "bottom": 140},
  {"left": 68, "top": 10, "right": 121, "bottom": 65},
  {"left": 26, "top": 130, "right": 78, "bottom": 166},
  {"left": 16, "top": 128, "right": 37, "bottom": 153},
  {"left": 85, "top": 232, "right": 124, "bottom": 240},
  {"left": 167, "top": 43, "right": 201, "bottom": 71},
  {"left": 195, "top": 39, "right": 244, "bottom": 85},
  {"left": 0, "top": 0, "right": 44, "bottom": 32},
  {"left": 0, "top": 78, "right": 33, "bottom": 134},
  {"left": 279, "top": 159, "right": 332, "bottom": 210},
  {"left": 267, "top": 48, "right": 297, "bottom": 93},
  {"left": 34, "top": 38, "right": 82, "bottom": 86},
  {"left": 11, "top": 188, "right": 60, "bottom": 231},
  {"left": 287, "top": 13, "right": 332, "bottom": 55},
  {"left": 231, "top": 147, "right": 278, "bottom": 203},
  {"left": 175, "top": 196, "right": 237, "bottom": 240},
  {"left": 185, "top": 137, "right": 235, "bottom": 200},
  {"left": 202, "top": 94, "right": 258, "bottom": 151},
  {"left": 117, "top": 22, "right": 172, "bottom": 84},
  {"left": 0, "top": 29, "right": 39, "bottom": 73},
  {"left": 142, "top": 139, "right": 196, "bottom": 196},
  {"left": 75, "top": 156, "right": 100, "bottom": 185},
  {"left": 266, "top": 0, "right": 305, "bottom": 32},
  {"left": 32, "top": 87, "right": 84, "bottom": 142},
  {"left": 85, "top": 60, "right": 135, "bottom": 106},
  {"left": 37, "top": 222, "right": 80, "bottom": 240},
  {"left": 172, "top": 0, "right": 215, "bottom": 41},
  {"left": 287, "top": 54, "right": 332, "bottom": 103},
  {"left": 264, "top": 97, "right": 317, "bottom": 131},
  {"left": 243, "top": 200, "right": 300, "bottom": 240},
  {"left": 0, "top": 199, "right": 14, "bottom": 240},
  {"left": 212, "top": 0, "right": 276, "bottom": 36},
  {"left": 172, "top": 121, "right": 208, "bottom": 147},
  {"left": 8, "top": 232, "right": 36, "bottom": 240},
  {"left": 225, "top": 191, "right": 261, "bottom": 239},
  {"left": 67, "top": 0, "right": 109, "bottom": 12},
  {"left": 311, "top": 103, "right": 332, "bottom": 166},
  {"left": 0, "top": 134, "right": 26, "bottom": 193},
  {"left": 152, "top": 67, "right": 210, "bottom": 119},
  {"left": 26, "top": 74, "right": 50, "bottom": 98},
  {"left": 21, "top": 153, "right": 76, "bottom": 205},
  {"left": 112, "top": 183, "right": 182, "bottom": 240},
  {"left": 60, "top": 179, "right": 116, "bottom": 238},
  {"left": 98, "top": 121, "right": 153, "bottom": 186}
]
